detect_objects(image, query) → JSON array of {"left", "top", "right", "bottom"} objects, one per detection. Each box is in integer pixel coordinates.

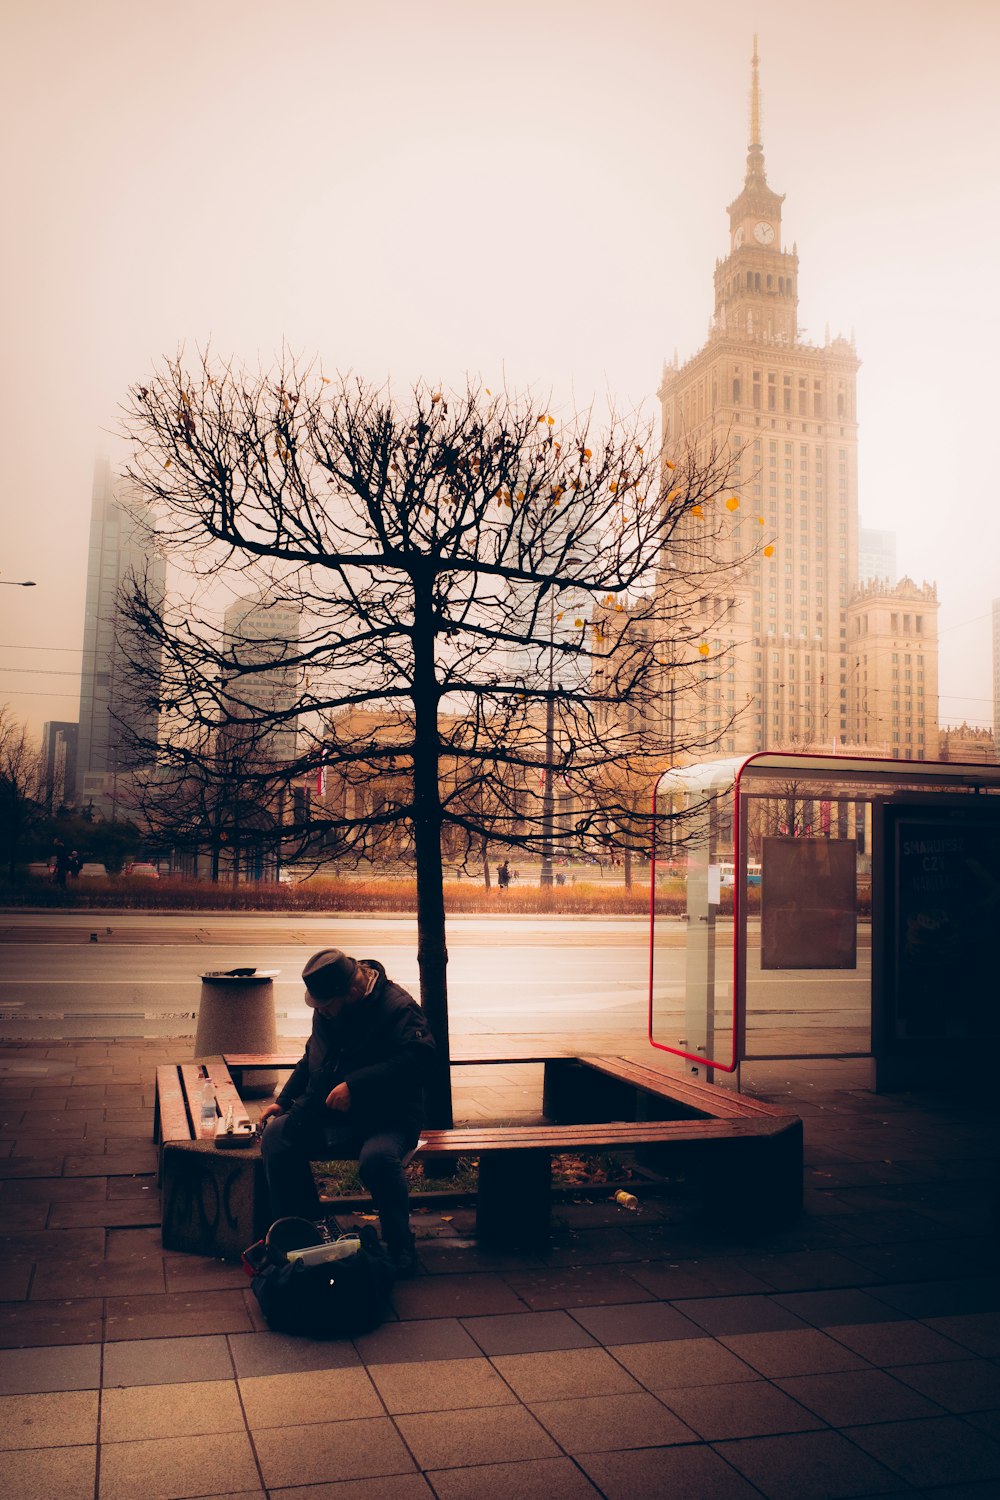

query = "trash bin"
[{"left": 195, "top": 969, "right": 280, "bottom": 1096}]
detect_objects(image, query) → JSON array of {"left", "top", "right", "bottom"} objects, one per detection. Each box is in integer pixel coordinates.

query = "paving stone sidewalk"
[{"left": 0, "top": 1037, "right": 998, "bottom": 1500}]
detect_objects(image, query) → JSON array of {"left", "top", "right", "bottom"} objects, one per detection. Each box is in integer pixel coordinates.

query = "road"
[
  {"left": 0, "top": 912, "right": 650, "bottom": 1043},
  {"left": 0, "top": 911, "right": 871, "bottom": 1059}
]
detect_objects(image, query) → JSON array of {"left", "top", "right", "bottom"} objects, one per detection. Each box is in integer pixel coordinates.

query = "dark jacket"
[{"left": 276, "top": 961, "right": 435, "bottom": 1137}]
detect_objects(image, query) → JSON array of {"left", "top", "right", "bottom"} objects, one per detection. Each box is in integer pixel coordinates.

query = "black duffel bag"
[{"left": 244, "top": 1220, "right": 395, "bottom": 1339}]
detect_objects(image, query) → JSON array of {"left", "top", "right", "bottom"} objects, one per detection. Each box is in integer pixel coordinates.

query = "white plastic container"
[{"left": 285, "top": 1236, "right": 361, "bottom": 1267}]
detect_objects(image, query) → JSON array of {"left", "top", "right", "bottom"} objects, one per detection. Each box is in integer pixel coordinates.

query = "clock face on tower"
[{"left": 754, "top": 221, "right": 775, "bottom": 245}]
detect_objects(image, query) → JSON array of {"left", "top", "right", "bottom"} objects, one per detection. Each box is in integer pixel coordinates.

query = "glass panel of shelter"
[{"left": 738, "top": 784, "right": 873, "bottom": 1067}]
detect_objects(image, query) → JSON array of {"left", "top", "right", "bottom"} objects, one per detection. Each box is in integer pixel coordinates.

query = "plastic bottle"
[
  {"left": 614, "top": 1190, "right": 639, "bottom": 1211},
  {"left": 200, "top": 1078, "right": 216, "bottom": 1134}
]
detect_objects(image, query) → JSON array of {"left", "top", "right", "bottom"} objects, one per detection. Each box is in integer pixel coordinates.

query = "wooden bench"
[
  {"left": 217, "top": 1050, "right": 803, "bottom": 1252},
  {"left": 154, "top": 1059, "right": 270, "bottom": 1258},
  {"left": 419, "top": 1081, "right": 801, "bottom": 1249}
]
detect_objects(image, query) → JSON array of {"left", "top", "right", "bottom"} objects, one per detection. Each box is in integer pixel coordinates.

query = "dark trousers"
[{"left": 261, "top": 1111, "right": 416, "bottom": 1251}]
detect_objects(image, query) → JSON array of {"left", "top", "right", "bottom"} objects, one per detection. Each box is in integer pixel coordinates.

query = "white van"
[{"left": 718, "top": 861, "right": 762, "bottom": 888}]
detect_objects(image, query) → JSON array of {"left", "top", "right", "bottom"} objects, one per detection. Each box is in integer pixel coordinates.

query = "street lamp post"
[
  {"left": 539, "top": 561, "right": 580, "bottom": 889},
  {"left": 539, "top": 625, "right": 556, "bottom": 888}
]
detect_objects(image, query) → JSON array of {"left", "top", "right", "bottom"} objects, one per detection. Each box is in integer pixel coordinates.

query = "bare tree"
[
  {"left": 117, "top": 355, "right": 748, "bottom": 1124},
  {"left": 0, "top": 710, "right": 44, "bottom": 881}
]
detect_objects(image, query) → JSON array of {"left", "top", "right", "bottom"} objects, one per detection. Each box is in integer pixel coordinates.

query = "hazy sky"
[{"left": 3, "top": 0, "right": 999, "bottom": 742}]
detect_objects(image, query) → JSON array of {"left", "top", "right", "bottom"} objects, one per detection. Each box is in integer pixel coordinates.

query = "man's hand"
[
  {"left": 325, "top": 1082, "right": 351, "bottom": 1112},
  {"left": 259, "top": 1102, "right": 284, "bottom": 1127}
]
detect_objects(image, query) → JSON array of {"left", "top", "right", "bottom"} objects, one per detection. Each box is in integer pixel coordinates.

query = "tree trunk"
[
  {"left": 411, "top": 575, "right": 453, "bottom": 1129},
  {"left": 482, "top": 837, "right": 491, "bottom": 891}
]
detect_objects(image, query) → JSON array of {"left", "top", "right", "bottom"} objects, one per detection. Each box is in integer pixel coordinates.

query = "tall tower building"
[
  {"left": 221, "top": 597, "right": 301, "bottom": 765},
  {"left": 40, "top": 721, "right": 78, "bottom": 814},
  {"left": 658, "top": 40, "right": 862, "bottom": 754},
  {"left": 76, "top": 458, "right": 164, "bottom": 815},
  {"left": 993, "top": 597, "right": 1000, "bottom": 741},
  {"left": 858, "top": 522, "right": 897, "bottom": 586}
]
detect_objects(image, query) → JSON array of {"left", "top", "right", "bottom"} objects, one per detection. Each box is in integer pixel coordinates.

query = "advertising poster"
[{"left": 761, "top": 837, "right": 858, "bottom": 970}]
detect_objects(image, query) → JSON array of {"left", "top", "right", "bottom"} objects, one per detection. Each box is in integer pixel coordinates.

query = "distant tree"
[
  {"left": 116, "top": 356, "right": 747, "bottom": 1124},
  {"left": 28, "top": 812, "right": 143, "bottom": 875},
  {"left": 0, "top": 710, "right": 44, "bottom": 880}
]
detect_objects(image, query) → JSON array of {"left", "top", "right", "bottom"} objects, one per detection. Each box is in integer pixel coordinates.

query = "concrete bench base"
[{"left": 160, "top": 1138, "right": 271, "bottom": 1258}]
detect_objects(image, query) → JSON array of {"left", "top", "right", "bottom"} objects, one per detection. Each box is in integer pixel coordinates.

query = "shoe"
[{"left": 387, "top": 1238, "right": 417, "bottom": 1277}]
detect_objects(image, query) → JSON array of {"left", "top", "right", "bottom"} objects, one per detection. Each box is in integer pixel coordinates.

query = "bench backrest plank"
[
  {"left": 419, "top": 1116, "right": 794, "bottom": 1152},
  {"left": 580, "top": 1056, "right": 797, "bottom": 1122},
  {"left": 225, "top": 1053, "right": 300, "bottom": 1069},
  {"left": 223, "top": 1051, "right": 558, "bottom": 1072},
  {"left": 155, "top": 1065, "right": 193, "bottom": 1143},
  {"left": 180, "top": 1063, "right": 214, "bottom": 1131},
  {"left": 203, "top": 1060, "right": 252, "bottom": 1130}
]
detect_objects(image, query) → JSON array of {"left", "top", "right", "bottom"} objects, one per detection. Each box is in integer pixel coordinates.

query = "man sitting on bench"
[{"left": 259, "top": 948, "right": 436, "bottom": 1276}]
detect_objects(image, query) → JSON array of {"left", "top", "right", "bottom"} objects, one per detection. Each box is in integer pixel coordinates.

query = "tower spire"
[
  {"left": 743, "top": 35, "right": 767, "bottom": 188},
  {"left": 749, "top": 34, "right": 761, "bottom": 149}
]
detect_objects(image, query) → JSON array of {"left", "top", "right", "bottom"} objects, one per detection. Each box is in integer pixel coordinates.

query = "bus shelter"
[{"left": 650, "top": 753, "right": 1000, "bottom": 1089}]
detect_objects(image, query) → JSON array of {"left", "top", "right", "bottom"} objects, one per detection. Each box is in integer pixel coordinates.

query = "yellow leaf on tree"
[
  {"left": 764, "top": 544, "right": 775, "bottom": 557},
  {"left": 691, "top": 504, "right": 703, "bottom": 517},
  {"left": 164, "top": 458, "right": 173, "bottom": 469},
  {"left": 609, "top": 482, "right": 618, "bottom": 493},
  {"left": 516, "top": 491, "right": 524, "bottom": 501},
  {"left": 537, "top": 415, "right": 546, "bottom": 424},
  {"left": 698, "top": 642, "right": 710, "bottom": 656},
  {"left": 757, "top": 515, "right": 765, "bottom": 525},
  {"left": 667, "top": 488, "right": 681, "bottom": 501},
  {"left": 725, "top": 495, "right": 740, "bottom": 511},
  {"left": 431, "top": 393, "right": 442, "bottom": 404},
  {"left": 485, "top": 388, "right": 492, "bottom": 395},
  {"left": 547, "top": 415, "right": 555, "bottom": 425},
  {"left": 556, "top": 612, "right": 564, "bottom": 622},
  {"left": 666, "top": 459, "right": 676, "bottom": 469},
  {"left": 583, "top": 448, "right": 592, "bottom": 460},
  {"left": 574, "top": 618, "right": 584, "bottom": 628}
]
